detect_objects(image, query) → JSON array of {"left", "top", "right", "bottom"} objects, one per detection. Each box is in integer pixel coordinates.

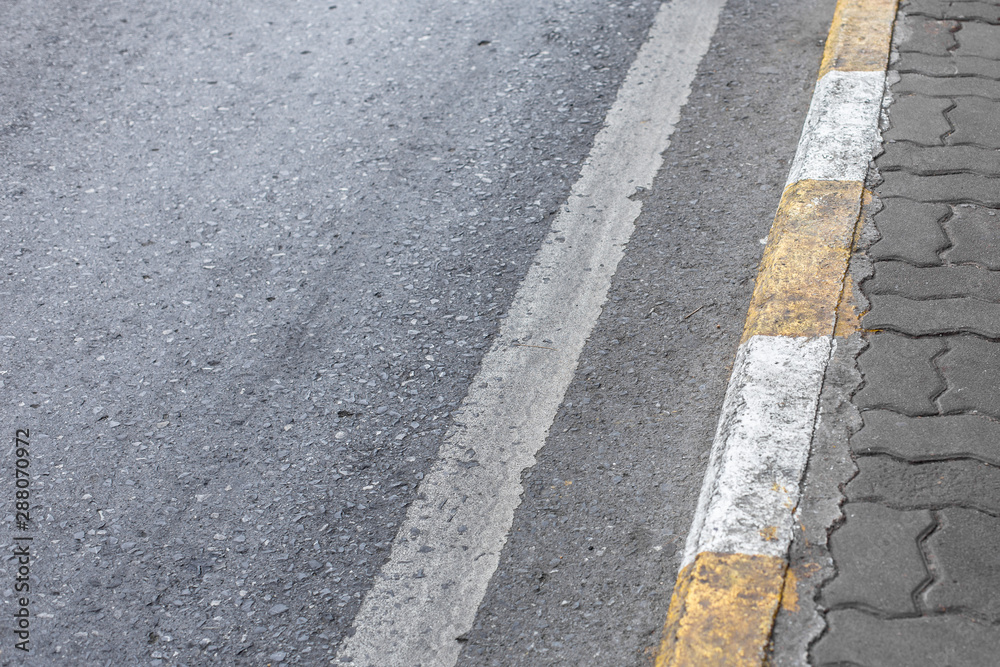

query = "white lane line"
[
  {"left": 334, "top": 1, "right": 726, "bottom": 664},
  {"left": 681, "top": 335, "right": 832, "bottom": 567},
  {"left": 785, "top": 70, "right": 885, "bottom": 186}
]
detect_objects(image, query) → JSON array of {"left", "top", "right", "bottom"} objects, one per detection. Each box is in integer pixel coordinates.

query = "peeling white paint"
[
  {"left": 682, "top": 335, "right": 833, "bottom": 567},
  {"left": 335, "top": 1, "right": 727, "bottom": 665},
  {"left": 785, "top": 70, "right": 885, "bottom": 186}
]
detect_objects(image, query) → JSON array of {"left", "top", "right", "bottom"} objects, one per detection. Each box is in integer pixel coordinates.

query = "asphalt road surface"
[{"left": 0, "top": 0, "right": 835, "bottom": 664}]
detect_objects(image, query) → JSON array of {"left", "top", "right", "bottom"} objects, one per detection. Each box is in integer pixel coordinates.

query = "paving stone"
[
  {"left": 896, "top": 16, "right": 958, "bottom": 56},
  {"left": 822, "top": 503, "right": 932, "bottom": 613},
  {"left": 893, "top": 72, "right": 1000, "bottom": 99},
  {"left": 877, "top": 144, "right": 1000, "bottom": 176},
  {"left": 924, "top": 507, "right": 1000, "bottom": 620},
  {"left": 905, "top": 0, "right": 1000, "bottom": 23},
  {"left": 866, "top": 261, "right": 1000, "bottom": 301},
  {"left": 865, "top": 294, "right": 1000, "bottom": 336},
  {"left": 896, "top": 52, "right": 1000, "bottom": 78},
  {"left": 947, "top": 97, "right": 1000, "bottom": 147},
  {"left": 954, "top": 21, "right": 1000, "bottom": 60},
  {"left": 878, "top": 171, "right": 1000, "bottom": 205},
  {"left": 854, "top": 410, "right": 1000, "bottom": 466},
  {"left": 854, "top": 333, "right": 946, "bottom": 415},
  {"left": 943, "top": 205, "right": 1000, "bottom": 269},
  {"left": 868, "top": 198, "right": 950, "bottom": 265},
  {"left": 884, "top": 95, "right": 952, "bottom": 144},
  {"left": 937, "top": 335, "right": 1000, "bottom": 416},
  {"left": 813, "top": 609, "right": 1000, "bottom": 667},
  {"left": 846, "top": 456, "right": 1000, "bottom": 515}
]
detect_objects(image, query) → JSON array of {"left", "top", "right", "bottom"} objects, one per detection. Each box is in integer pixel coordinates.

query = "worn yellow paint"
[
  {"left": 656, "top": 552, "right": 787, "bottom": 667},
  {"left": 779, "top": 566, "right": 800, "bottom": 614},
  {"left": 741, "top": 180, "right": 864, "bottom": 343},
  {"left": 834, "top": 272, "right": 862, "bottom": 336},
  {"left": 833, "top": 188, "right": 873, "bottom": 337},
  {"left": 818, "top": 0, "right": 899, "bottom": 79}
]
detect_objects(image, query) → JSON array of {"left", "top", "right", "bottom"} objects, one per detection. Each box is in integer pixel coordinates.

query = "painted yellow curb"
[
  {"left": 656, "top": 552, "right": 787, "bottom": 667},
  {"left": 741, "top": 180, "right": 864, "bottom": 343},
  {"left": 818, "top": 0, "right": 898, "bottom": 79}
]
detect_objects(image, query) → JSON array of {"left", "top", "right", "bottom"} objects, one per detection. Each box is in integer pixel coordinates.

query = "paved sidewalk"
[{"left": 808, "top": 1, "right": 1000, "bottom": 664}]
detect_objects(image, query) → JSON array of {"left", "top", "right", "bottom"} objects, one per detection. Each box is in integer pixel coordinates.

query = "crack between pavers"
[
  {"left": 873, "top": 194, "right": 1000, "bottom": 211},
  {"left": 878, "top": 165, "right": 1000, "bottom": 177},
  {"left": 869, "top": 324, "right": 1000, "bottom": 339},
  {"left": 865, "top": 289, "right": 1000, "bottom": 303},
  {"left": 913, "top": 509, "right": 941, "bottom": 614},
  {"left": 939, "top": 98, "right": 958, "bottom": 143},
  {"left": 928, "top": 342, "right": 951, "bottom": 409},
  {"left": 860, "top": 404, "right": 1000, "bottom": 423},
  {"left": 845, "top": 497, "right": 1000, "bottom": 520},
  {"left": 895, "top": 70, "right": 1000, "bottom": 83},
  {"left": 856, "top": 450, "right": 1000, "bottom": 467},
  {"left": 906, "top": 12, "right": 1000, "bottom": 28}
]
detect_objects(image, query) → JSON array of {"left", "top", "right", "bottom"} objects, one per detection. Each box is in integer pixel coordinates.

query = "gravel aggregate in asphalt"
[{"left": 0, "top": 0, "right": 835, "bottom": 664}]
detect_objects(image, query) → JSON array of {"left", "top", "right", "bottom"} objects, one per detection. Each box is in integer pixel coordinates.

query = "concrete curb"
[{"left": 655, "top": 1, "right": 899, "bottom": 665}]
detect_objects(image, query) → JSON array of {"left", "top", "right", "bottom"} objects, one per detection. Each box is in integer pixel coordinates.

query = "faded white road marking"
[
  {"left": 785, "top": 70, "right": 884, "bottom": 185},
  {"left": 334, "top": 1, "right": 726, "bottom": 665},
  {"left": 681, "top": 335, "right": 833, "bottom": 566}
]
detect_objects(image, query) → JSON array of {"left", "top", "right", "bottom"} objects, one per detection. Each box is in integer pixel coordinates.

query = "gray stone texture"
[
  {"left": 884, "top": 95, "right": 952, "bottom": 144},
  {"left": 897, "top": 16, "right": 958, "bottom": 55},
  {"left": 822, "top": 503, "right": 932, "bottom": 613},
  {"left": 820, "top": 3, "right": 1000, "bottom": 662},
  {"left": 893, "top": 73, "right": 1000, "bottom": 99},
  {"left": 846, "top": 456, "right": 1000, "bottom": 515},
  {"left": 905, "top": 0, "right": 1000, "bottom": 23},
  {"left": 877, "top": 144, "right": 1000, "bottom": 176},
  {"left": 868, "top": 198, "right": 950, "bottom": 264},
  {"left": 937, "top": 335, "right": 1000, "bottom": 416},
  {"left": 954, "top": 21, "right": 1000, "bottom": 60},
  {"left": 865, "top": 294, "right": 1000, "bottom": 336},
  {"left": 854, "top": 333, "right": 946, "bottom": 415},
  {"left": 897, "top": 52, "right": 1000, "bottom": 78},
  {"left": 948, "top": 97, "right": 1000, "bottom": 146},
  {"left": 813, "top": 609, "right": 1000, "bottom": 667},
  {"left": 924, "top": 507, "right": 1000, "bottom": 619},
  {"left": 943, "top": 205, "right": 1000, "bottom": 269},
  {"left": 866, "top": 261, "right": 1000, "bottom": 300},
  {"left": 855, "top": 410, "right": 1000, "bottom": 465},
  {"left": 878, "top": 170, "right": 1000, "bottom": 205}
]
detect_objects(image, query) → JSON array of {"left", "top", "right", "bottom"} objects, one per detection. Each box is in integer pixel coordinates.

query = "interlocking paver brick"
[
  {"left": 877, "top": 144, "right": 1000, "bottom": 175},
  {"left": 896, "top": 16, "right": 958, "bottom": 55},
  {"left": 937, "top": 335, "right": 1000, "bottom": 416},
  {"left": 868, "top": 198, "right": 950, "bottom": 264},
  {"left": 947, "top": 97, "right": 1000, "bottom": 146},
  {"left": 905, "top": 0, "right": 1000, "bottom": 23},
  {"left": 822, "top": 503, "right": 932, "bottom": 613},
  {"left": 897, "top": 52, "right": 1000, "bottom": 78},
  {"left": 865, "top": 294, "right": 1000, "bottom": 336},
  {"left": 894, "top": 73, "right": 1000, "bottom": 98},
  {"left": 942, "top": 205, "right": 1000, "bottom": 269},
  {"left": 813, "top": 609, "right": 1000, "bottom": 667},
  {"left": 820, "top": 1, "right": 1000, "bottom": 661},
  {"left": 866, "top": 261, "right": 1000, "bottom": 300},
  {"left": 884, "top": 95, "right": 953, "bottom": 144},
  {"left": 878, "top": 171, "right": 1000, "bottom": 205},
  {"left": 854, "top": 410, "right": 1000, "bottom": 465},
  {"left": 954, "top": 21, "right": 1000, "bottom": 60},
  {"left": 846, "top": 456, "right": 1000, "bottom": 515},
  {"left": 924, "top": 507, "right": 1000, "bottom": 620},
  {"left": 854, "top": 333, "right": 946, "bottom": 414}
]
